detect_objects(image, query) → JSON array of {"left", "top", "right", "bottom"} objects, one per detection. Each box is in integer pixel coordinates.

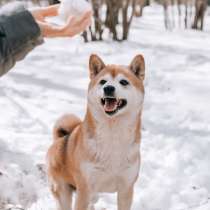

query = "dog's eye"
[
  {"left": 119, "top": 79, "right": 129, "bottom": 86},
  {"left": 99, "top": 80, "right": 107, "bottom": 85}
]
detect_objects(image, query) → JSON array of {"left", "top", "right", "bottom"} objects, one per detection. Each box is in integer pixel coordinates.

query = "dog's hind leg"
[{"left": 51, "top": 180, "right": 73, "bottom": 210}]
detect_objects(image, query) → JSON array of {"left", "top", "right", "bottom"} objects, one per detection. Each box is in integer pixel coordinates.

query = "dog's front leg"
[
  {"left": 74, "top": 187, "right": 90, "bottom": 210},
  {"left": 117, "top": 186, "right": 134, "bottom": 210}
]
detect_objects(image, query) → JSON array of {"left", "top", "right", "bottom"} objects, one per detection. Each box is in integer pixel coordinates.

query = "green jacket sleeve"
[{"left": 0, "top": 2, "right": 43, "bottom": 77}]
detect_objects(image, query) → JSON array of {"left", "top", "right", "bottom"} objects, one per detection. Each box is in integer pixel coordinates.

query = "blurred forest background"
[{"left": 0, "top": 0, "right": 209, "bottom": 41}]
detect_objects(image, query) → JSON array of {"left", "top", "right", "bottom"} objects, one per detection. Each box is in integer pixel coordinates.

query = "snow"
[
  {"left": 59, "top": 0, "right": 92, "bottom": 20},
  {"left": 0, "top": 4, "right": 210, "bottom": 210}
]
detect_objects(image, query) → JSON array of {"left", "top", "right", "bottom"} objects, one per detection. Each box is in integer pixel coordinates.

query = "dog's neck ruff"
[
  {"left": 83, "top": 107, "right": 141, "bottom": 145},
  {"left": 82, "top": 108, "right": 141, "bottom": 176}
]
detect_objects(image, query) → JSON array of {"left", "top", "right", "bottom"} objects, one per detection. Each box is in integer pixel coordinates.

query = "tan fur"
[{"left": 47, "top": 54, "right": 145, "bottom": 210}]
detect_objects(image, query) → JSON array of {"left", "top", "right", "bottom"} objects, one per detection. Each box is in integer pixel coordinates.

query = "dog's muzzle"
[
  {"left": 101, "top": 97, "right": 127, "bottom": 116},
  {"left": 103, "top": 85, "right": 115, "bottom": 97}
]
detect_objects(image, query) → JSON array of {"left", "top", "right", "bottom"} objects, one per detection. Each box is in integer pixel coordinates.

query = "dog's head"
[{"left": 87, "top": 54, "right": 145, "bottom": 119}]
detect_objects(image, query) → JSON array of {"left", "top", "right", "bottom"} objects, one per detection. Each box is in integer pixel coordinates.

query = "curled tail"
[
  {"left": 53, "top": 114, "right": 81, "bottom": 141},
  {"left": 47, "top": 114, "right": 81, "bottom": 171}
]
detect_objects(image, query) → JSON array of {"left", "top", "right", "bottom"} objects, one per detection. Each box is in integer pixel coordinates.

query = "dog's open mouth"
[{"left": 101, "top": 97, "right": 127, "bottom": 115}]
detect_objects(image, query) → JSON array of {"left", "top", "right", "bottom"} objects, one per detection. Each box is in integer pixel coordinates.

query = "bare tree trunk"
[
  {"left": 82, "top": 0, "right": 136, "bottom": 42},
  {"left": 171, "top": 0, "right": 176, "bottom": 28},
  {"left": 82, "top": 31, "right": 89, "bottom": 42},
  {"left": 163, "top": 0, "right": 170, "bottom": 29},
  {"left": 48, "top": 0, "right": 60, "bottom": 5},
  {"left": 122, "top": 0, "right": 136, "bottom": 40},
  {"left": 134, "top": 0, "right": 146, "bottom": 17},
  {"left": 105, "top": 0, "right": 121, "bottom": 40},
  {"left": 88, "top": 0, "right": 104, "bottom": 41},
  {"left": 192, "top": 0, "right": 207, "bottom": 30},
  {"left": 184, "top": 0, "right": 190, "bottom": 28},
  {"left": 177, "top": 0, "right": 182, "bottom": 28}
]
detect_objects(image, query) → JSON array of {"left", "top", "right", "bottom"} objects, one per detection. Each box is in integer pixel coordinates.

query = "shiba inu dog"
[{"left": 47, "top": 54, "right": 145, "bottom": 210}]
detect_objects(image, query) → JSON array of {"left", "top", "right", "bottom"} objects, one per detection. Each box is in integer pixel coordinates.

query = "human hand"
[
  {"left": 31, "top": 4, "right": 59, "bottom": 22},
  {"left": 59, "top": 11, "right": 92, "bottom": 37},
  {"left": 31, "top": 4, "right": 92, "bottom": 38}
]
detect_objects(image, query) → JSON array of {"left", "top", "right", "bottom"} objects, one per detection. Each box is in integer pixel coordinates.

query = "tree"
[
  {"left": 86, "top": 0, "right": 137, "bottom": 41},
  {"left": 192, "top": 0, "right": 208, "bottom": 30},
  {"left": 48, "top": 0, "right": 60, "bottom": 5}
]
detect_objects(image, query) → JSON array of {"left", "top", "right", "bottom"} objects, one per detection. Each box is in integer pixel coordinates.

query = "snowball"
[{"left": 59, "top": 0, "right": 92, "bottom": 21}]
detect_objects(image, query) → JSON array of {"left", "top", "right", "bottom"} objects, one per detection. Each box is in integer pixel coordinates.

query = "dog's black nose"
[{"left": 104, "top": 85, "right": 115, "bottom": 96}]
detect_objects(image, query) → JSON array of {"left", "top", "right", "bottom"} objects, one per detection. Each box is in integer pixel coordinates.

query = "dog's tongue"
[{"left": 104, "top": 98, "right": 118, "bottom": 112}]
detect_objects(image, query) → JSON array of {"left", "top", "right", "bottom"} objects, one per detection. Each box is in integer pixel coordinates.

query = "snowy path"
[{"left": 0, "top": 5, "right": 210, "bottom": 210}]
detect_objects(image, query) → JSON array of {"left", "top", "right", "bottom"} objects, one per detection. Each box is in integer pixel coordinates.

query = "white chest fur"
[{"left": 81, "top": 120, "right": 140, "bottom": 193}]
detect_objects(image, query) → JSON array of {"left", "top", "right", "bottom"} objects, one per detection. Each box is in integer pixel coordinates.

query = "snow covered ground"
[{"left": 0, "top": 4, "right": 210, "bottom": 210}]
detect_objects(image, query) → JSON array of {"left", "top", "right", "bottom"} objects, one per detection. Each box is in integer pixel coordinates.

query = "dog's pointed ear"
[
  {"left": 89, "top": 54, "right": 106, "bottom": 79},
  {"left": 129, "top": 54, "right": 145, "bottom": 80}
]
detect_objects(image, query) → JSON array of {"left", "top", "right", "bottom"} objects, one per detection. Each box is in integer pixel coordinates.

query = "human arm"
[{"left": 0, "top": 3, "right": 92, "bottom": 77}]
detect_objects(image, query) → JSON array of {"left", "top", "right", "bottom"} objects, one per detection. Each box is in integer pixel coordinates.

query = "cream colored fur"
[{"left": 47, "top": 54, "right": 145, "bottom": 210}]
